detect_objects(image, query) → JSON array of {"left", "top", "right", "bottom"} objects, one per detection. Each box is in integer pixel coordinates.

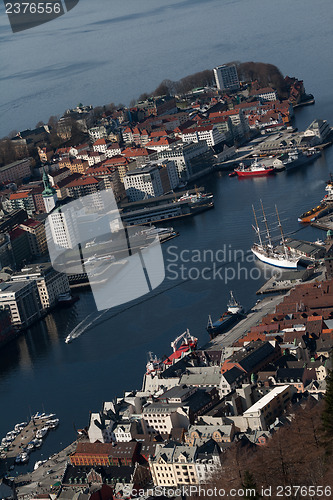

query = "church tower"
[{"left": 42, "top": 168, "right": 58, "bottom": 213}]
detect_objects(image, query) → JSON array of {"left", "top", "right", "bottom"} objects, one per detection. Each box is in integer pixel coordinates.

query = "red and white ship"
[
  {"left": 146, "top": 329, "right": 198, "bottom": 375},
  {"left": 235, "top": 159, "right": 275, "bottom": 177}
]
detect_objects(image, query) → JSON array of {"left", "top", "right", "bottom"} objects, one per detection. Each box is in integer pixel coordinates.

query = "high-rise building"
[{"left": 213, "top": 64, "right": 240, "bottom": 91}]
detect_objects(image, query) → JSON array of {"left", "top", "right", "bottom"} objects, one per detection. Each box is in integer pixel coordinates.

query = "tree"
[
  {"left": 322, "top": 357, "right": 333, "bottom": 454},
  {"left": 242, "top": 470, "right": 261, "bottom": 500},
  {"left": 35, "top": 121, "right": 45, "bottom": 128},
  {"left": 48, "top": 115, "right": 59, "bottom": 128}
]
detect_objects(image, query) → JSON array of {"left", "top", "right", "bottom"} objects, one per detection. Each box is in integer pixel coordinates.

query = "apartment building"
[
  {"left": 0, "top": 280, "right": 41, "bottom": 328},
  {"left": 0, "top": 158, "right": 32, "bottom": 184},
  {"left": 213, "top": 64, "right": 240, "bottom": 91},
  {"left": 19, "top": 219, "right": 47, "bottom": 256},
  {"left": 11, "top": 263, "right": 70, "bottom": 310},
  {"left": 123, "top": 161, "right": 178, "bottom": 202}
]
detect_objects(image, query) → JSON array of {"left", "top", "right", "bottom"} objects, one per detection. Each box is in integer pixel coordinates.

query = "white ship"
[
  {"left": 227, "top": 291, "right": 244, "bottom": 315},
  {"left": 252, "top": 201, "right": 300, "bottom": 269}
]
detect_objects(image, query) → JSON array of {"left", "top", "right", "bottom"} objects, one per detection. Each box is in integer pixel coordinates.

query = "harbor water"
[{"left": 1, "top": 0, "right": 333, "bottom": 474}]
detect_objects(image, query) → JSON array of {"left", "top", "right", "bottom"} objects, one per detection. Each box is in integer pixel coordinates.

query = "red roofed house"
[
  {"left": 70, "top": 442, "right": 139, "bottom": 467},
  {"left": 93, "top": 138, "right": 110, "bottom": 154},
  {"left": 7, "top": 191, "right": 36, "bottom": 215},
  {"left": 66, "top": 176, "right": 105, "bottom": 204}
]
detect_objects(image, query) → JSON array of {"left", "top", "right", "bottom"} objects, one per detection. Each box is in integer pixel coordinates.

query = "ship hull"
[
  {"left": 298, "top": 203, "right": 333, "bottom": 223},
  {"left": 236, "top": 169, "right": 275, "bottom": 177},
  {"left": 207, "top": 313, "right": 241, "bottom": 339},
  {"left": 251, "top": 247, "right": 299, "bottom": 269}
]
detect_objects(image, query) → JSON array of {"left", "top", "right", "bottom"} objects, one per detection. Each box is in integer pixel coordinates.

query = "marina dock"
[{"left": 0, "top": 413, "right": 59, "bottom": 475}]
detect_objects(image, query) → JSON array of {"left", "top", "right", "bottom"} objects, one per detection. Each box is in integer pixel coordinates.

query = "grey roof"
[
  {"left": 228, "top": 341, "right": 276, "bottom": 373},
  {"left": 187, "top": 424, "right": 233, "bottom": 438},
  {"left": 223, "top": 366, "right": 245, "bottom": 384},
  {"left": 180, "top": 366, "right": 221, "bottom": 386},
  {"left": 153, "top": 443, "right": 197, "bottom": 464},
  {"left": 276, "top": 368, "right": 304, "bottom": 381},
  {"left": 158, "top": 384, "right": 193, "bottom": 401}
]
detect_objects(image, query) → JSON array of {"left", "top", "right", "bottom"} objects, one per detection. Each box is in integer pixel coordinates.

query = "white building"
[
  {"left": 157, "top": 142, "right": 208, "bottom": 181},
  {"left": 113, "top": 422, "right": 136, "bottom": 442},
  {"left": 123, "top": 161, "right": 178, "bottom": 202},
  {"left": 92, "top": 138, "right": 110, "bottom": 154},
  {"left": 47, "top": 206, "right": 78, "bottom": 250},
  {"left": 213, "top": 64, "right": 240, "bottom": 91},
  {"left": 88, "top": 412, "right": 115, "bottom": 443},
  {"left": 11, "top": 263, "right": 70, "bottom": 310},
  {"left": 181, "top": 125, "right": 225, "bottom": 147},
  {"left": 242, "top": 385, "right": 294, "bottom": 431},
  {"left": 89, "top": 126, "right": 108, "bottom": 142}
]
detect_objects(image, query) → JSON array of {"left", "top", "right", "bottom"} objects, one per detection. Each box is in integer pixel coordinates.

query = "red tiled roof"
[
  {"left": 20, "top": 218, "right": 42, "bottom": 228},
  {"left": 93, "top": 138, "right": 108, "bottom": 146},
  {"left": 10, "top": 191, "right": 30, "bottom": 200},
  {"left": 67, "top": 177, "right": 100, "bottom": 188}
]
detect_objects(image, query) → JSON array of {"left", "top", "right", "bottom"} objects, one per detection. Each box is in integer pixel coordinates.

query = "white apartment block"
[
  {"left": 47, "top": 207, "right": 78, "bottom": 249},
  {"left": 113, "top": 423, "right": 136, "bottom": 442},
  {"left": 149, "top": 445, "right": 198, "bottom": 487},
  {"left": 142, "top": 404, "right": 190, "bottom": 435},
  {"left": 105, "top": 144, "right": 122, "bottom": 158},
  {"left": 124, "top": 161, "right": 178, "bottom": 201},
  {"left": 11, "top": 263, "right": 70, "bottom": 310},
  {"left": 93, "top": 139, "right": 109, "bottom": 154},
  {"left": 89, "top": 126, "right": 108, "bottom": 142},
  {"left": 181, "top": 125, "right": 225, "bottom": 147},
  {"left": 242, "top": 385, "right": 294, "bottom": 431},
  {"left": 213, "top": 64, "right": 240, "bottom": 91},
  {"left": 157, "top": 142, "right": 208, "bottom": 180}
]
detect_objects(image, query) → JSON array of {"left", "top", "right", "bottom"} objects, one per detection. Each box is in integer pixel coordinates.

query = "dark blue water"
[
  {"left": 0, "top": 0, "right": 333, "bottom": 136},
  {"left": 1, "top": 0, "right": 333, "bottom": 475}
]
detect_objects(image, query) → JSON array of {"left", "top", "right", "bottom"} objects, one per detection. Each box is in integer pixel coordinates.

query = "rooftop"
[{"left": 243, "top": 385, "right": 290, "bottom": 414}]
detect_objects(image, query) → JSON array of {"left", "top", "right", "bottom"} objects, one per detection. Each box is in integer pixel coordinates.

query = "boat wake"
[{"left": 65, "top": 309, "right": 109, "bottom": 343}]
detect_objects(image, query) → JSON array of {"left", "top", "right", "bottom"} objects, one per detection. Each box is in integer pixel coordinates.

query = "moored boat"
[
  {"left": 252, "top": 202, "right": 300, "bottom": 268},
  {"left": 207, "top": 291, "right": 244, "bottom": 339},
  {"left": 235, "top": 159, "right": 275, "bottom": 177},
  {"left": 298, "top": 177, "right": 333, "bottom": 222}
]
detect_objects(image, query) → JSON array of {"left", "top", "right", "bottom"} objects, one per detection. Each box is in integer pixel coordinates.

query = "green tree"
[{"left": 242, "top": 470, "right": 261, "bottom": 500}]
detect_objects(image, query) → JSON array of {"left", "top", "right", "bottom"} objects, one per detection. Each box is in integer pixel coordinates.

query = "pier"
[{"left": 0, "top": 414, "right": 58, "bottom": 476}]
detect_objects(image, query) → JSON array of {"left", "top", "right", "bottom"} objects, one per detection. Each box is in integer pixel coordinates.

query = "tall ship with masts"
[{"left": 252, "top": 201, "right": 300, "bottom": 268}]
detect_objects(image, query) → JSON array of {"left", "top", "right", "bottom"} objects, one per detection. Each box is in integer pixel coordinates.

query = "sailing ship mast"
[
  {"left": 252, "top": 204, "right": 263, "bottom": 247},
  {"left": 260, "top": 199, "right": 272, "bottom": 248},
  {"left": 275, "top": 204, "right": 289, "bottom": 259}
]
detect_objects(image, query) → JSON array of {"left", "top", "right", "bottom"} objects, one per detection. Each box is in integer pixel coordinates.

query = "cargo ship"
[
  {"left": 234, "top": 159, "right": 275, "bottom": 177},
  {"left": 207, "top": 291, "right": 244, "bottom": 339},
  {"left": 298, "top": 177, "right": 333, "bottom": 222},
  {"left": 282, "top": 148, "right": 321, "bottom": 171},
  {"left": 146, "top": 329, "right": 198, "bottom": 374}
]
